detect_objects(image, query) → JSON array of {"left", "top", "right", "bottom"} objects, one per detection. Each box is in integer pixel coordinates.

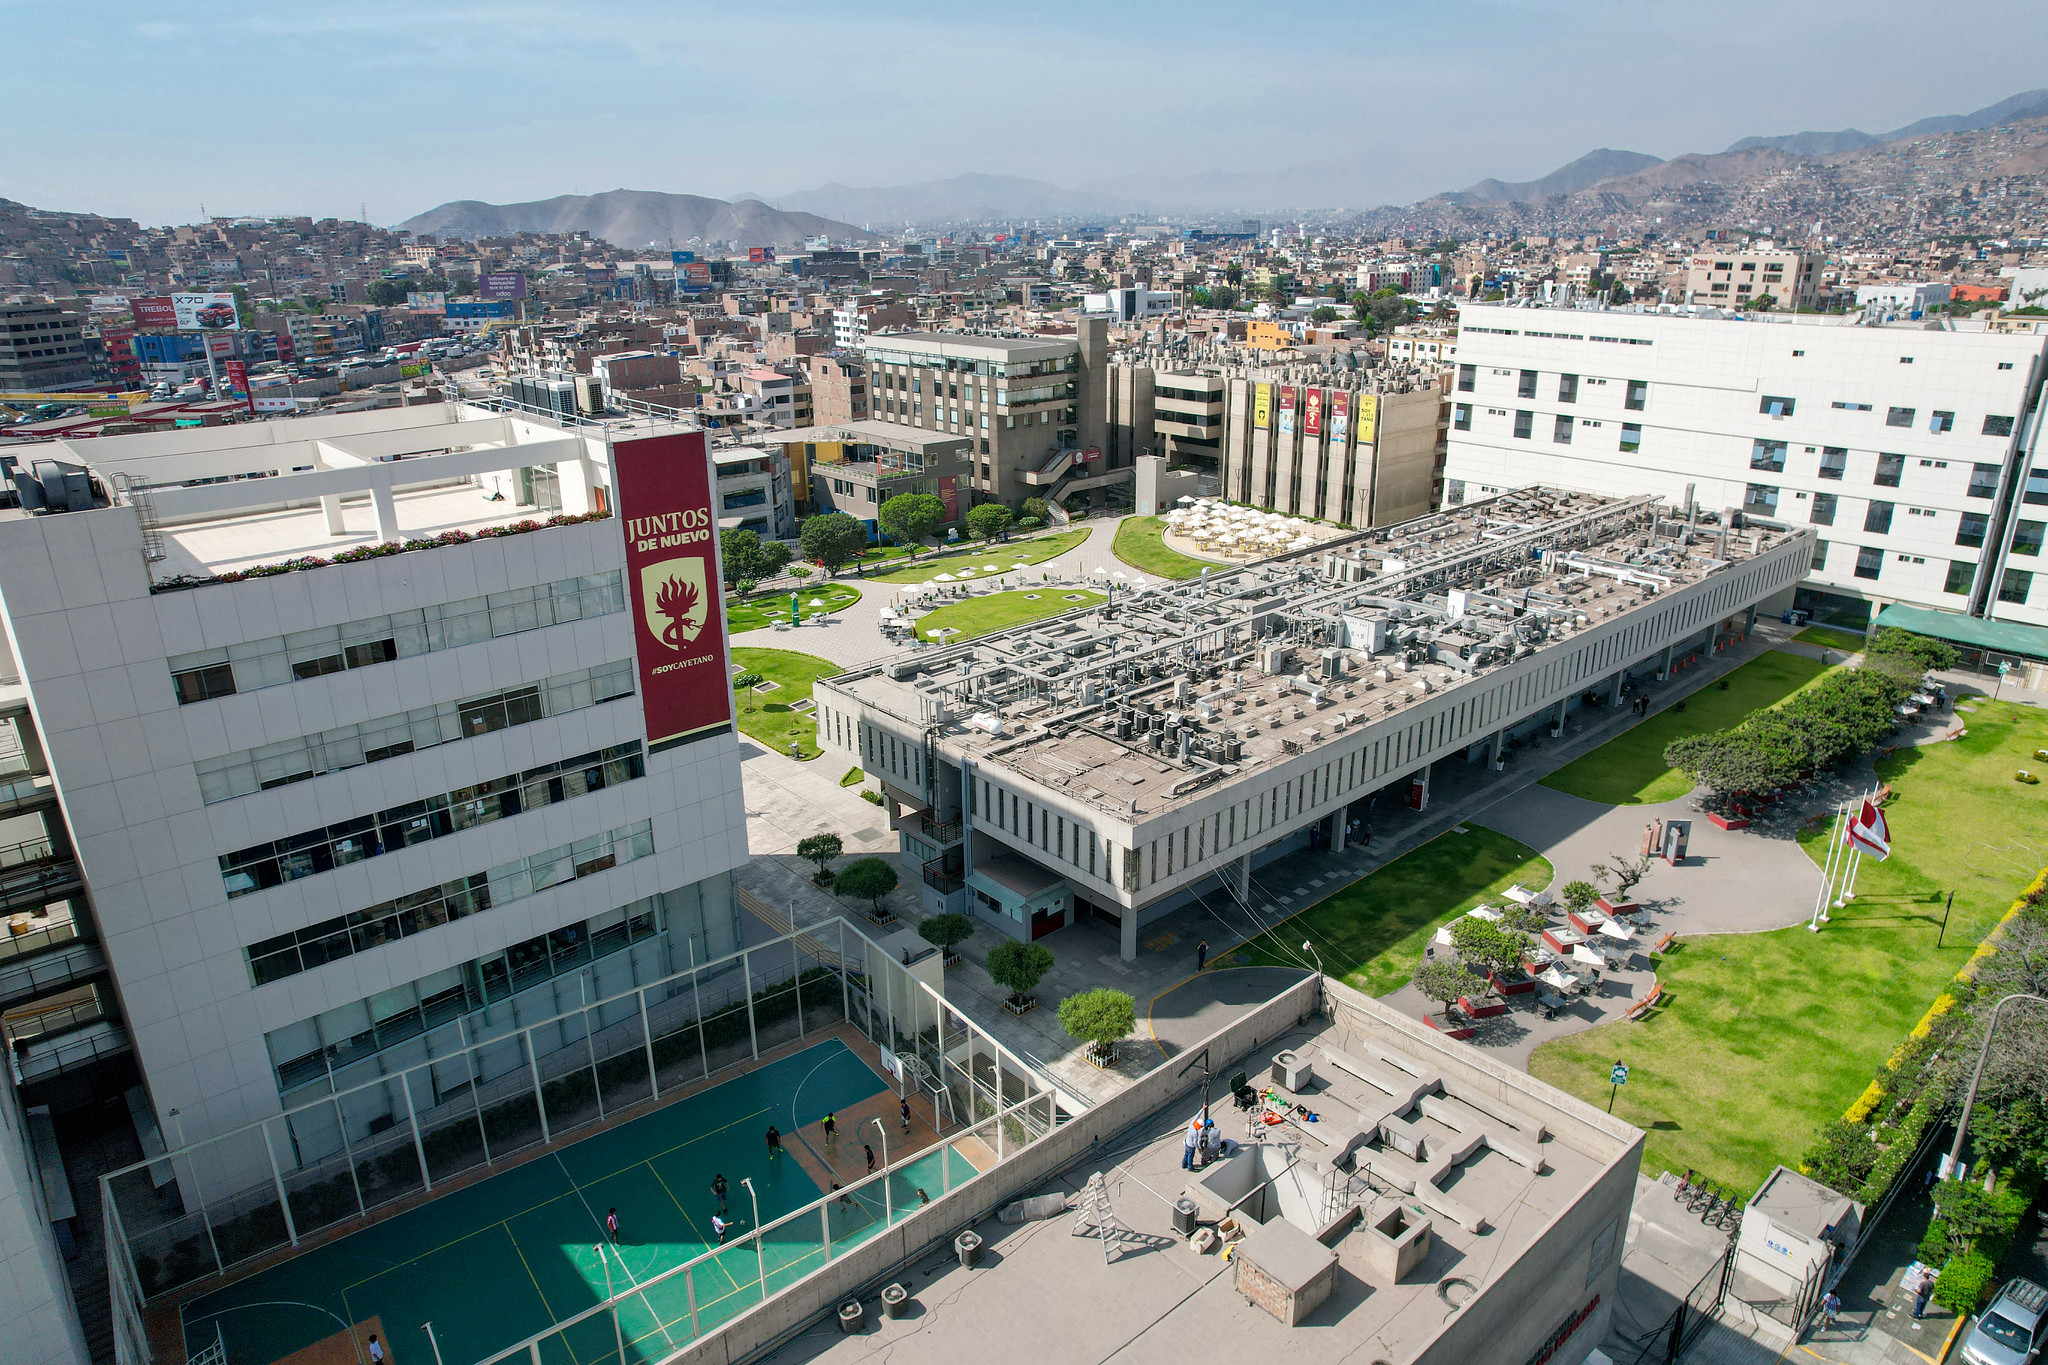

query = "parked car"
[{"left": 1961, "top": 1277, "right": 2047, "bottom": 1365}]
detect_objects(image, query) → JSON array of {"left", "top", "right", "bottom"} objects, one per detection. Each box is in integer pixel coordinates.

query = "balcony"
[
  {"left": 921, "top": 855, "right": 965, "bottom": 895},
  {"left": 914, "top": 813, "right": 963, "bottom": 845}
]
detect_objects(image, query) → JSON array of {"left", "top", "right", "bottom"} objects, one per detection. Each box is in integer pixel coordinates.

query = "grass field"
[
  {"left": 861, "top": 530, "right": 1088, "bottom": 584},
  {"left": 914, "top": 588, "right": 1106, "bottom": 643},
  {"left": 1539, "top": 651, "right": 1831, "bottom": 805},
  {"left": 1111, "top": 516, "right": 1223, "bottom": 580},
  {"left": 1530, "top": 700, "right": 2048, "bottom": 1194},
  {"left": 731, "top": 647, "right": 839, "bottom": 759},
  {"left": 1230, "top": 826, "right": 1553, "bottom": 998},
  {"left": 1795, "top": 624, "right": 1869, "bottom": 653},
  {"left": 725, "top": 584, "right": 860, "bottom": 632}
]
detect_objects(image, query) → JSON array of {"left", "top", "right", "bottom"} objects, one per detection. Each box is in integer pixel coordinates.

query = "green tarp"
[{"left": 1872, "top": 602, "right": 2048, "bottom": 660}]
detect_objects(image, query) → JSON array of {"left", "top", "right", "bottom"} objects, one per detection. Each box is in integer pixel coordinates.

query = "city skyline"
[{"left": 7, "top": 0, "right": 2047, "bottom": 227}]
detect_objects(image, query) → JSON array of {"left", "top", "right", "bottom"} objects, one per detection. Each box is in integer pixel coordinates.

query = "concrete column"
[
  {"left": 1488, "top": 729, "right": 1505, "bottom": 771},
  {"left": 370, "top": 480, "right": 400, "bottom": 544},
  {"left": 320, "top": 494, "right": 347, "bottom": 536},
  {"left": 1234, "top": 853, "right": 1251, "bottom": 901},
  {"left": 1550, "top": 699, "right": 1567, "bottom": 737},
  {"left": 1120, "top": 905, "right": 1138, "bottom": 961},
  {"left": 1744, "top": 604, "right": 1758, "bottom": 633},
  {"left": 1330, "top": 814, "right": 1346, "bottom": 855},
  {"left": 1657, "top": 644, "right": 1674, "bottom": 680},
  {"left": 1608, "top": 670, "right": 1626, "bottom": 707}
]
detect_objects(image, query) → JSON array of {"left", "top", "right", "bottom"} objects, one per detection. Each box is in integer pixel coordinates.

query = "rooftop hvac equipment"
[
  {"left": 1319, "top": 647, "right": 1343, "bottom": 679},
  {"left": 1258, "top": 641, "right": 1295, "bottom": 675}
]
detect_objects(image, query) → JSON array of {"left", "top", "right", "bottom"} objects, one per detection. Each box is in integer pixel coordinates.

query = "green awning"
[{"left": 1871, "top": 603, "right": 2048, "bottom": 661}]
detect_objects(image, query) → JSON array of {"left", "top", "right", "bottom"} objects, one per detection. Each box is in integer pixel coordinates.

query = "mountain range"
[
  {"left": 393, "top": 190, "right": 875, "bottom": 248},
  {"left": 1725, "top": 87, "right": 2048, "bottom": 155}
]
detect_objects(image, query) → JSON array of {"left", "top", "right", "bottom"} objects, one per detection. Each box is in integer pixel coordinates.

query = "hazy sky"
[{"left": 8, "top": 0, "right": 2047, "bottom": 226}]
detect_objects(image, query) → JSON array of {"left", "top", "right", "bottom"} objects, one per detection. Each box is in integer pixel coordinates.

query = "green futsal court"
[{"left": 180, "top": 1038, "right": 980, "bottom": 1365}]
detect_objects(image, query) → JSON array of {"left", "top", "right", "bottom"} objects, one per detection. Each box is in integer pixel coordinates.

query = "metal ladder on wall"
[
  {"left": 1071, "top": 1171, "right": 1135, "bottom": 1263},
  {"left": 110, "top": 473, "right": 166, "bottom": 562}
]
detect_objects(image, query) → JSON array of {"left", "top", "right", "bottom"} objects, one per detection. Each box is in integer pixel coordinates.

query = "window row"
[
  {"left": 170, "top": 571, "right": 626, "bottom": 704},
  {"left": 245, "top": 819, "right": 655, "bottom": 986},
  {"left": 1459, "top": 365, "right": 1646, "bottom": 410},
  {"left": 219, "top": 742, "right": 645, "bottom": 898},
  {"left": 193, "top": 660, "right": 635, "bottom": 804},
  {"left": 1816, "top": 542, "right": 2035, "bottom": 602}
]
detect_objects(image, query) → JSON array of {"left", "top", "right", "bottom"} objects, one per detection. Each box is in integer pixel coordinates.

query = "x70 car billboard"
[{"left": 172, "top": 292, "right": 242, "bottom": 331}]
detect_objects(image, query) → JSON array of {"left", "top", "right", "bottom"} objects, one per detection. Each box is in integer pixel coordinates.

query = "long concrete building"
[{"left": 818, "top": 487, "right": 1813, "bottom": 958}]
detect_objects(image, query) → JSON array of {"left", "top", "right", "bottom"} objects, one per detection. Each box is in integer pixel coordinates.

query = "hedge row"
[{"left": 150, "top": 511, "right": 612, "bottom": 593}]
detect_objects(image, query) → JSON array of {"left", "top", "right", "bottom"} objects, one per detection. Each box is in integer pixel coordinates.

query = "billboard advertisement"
[
  {"left": 1329, "top": 389, "right": 1350, "bottom": 444},
  {"left": 204, "top": 333, "right": 235, "bottom": 359},
  {"left": 682, "top": 262, "right": 710, "bottom": 285},
  {"left": 406, "top": 291, "right": 448, "bottom": 314},
  {"left": 132, "top": 296, "right": 178, "bottom": 329},
  {"left": 478, "top": 271, "right": 528, "bottom": 300},
  {"left": 1278, "top": 384, "right": 1296, "bottom": 437},
  {"left": 252, "top": 395, "right": 299, "bottom": 413},
  {"left": 1303, "top": 387, "right": 1324, "bottom": 439},
  {"left": 1356, "top": 394, "right": 1379, "bottom": 446},
  {"left": 614, "top": 430, "right": 733, "bottom": 753},
  {"left": 1253, "top": 382, "right": 1271, "bottom": 429},
  {"left": 670, "top": 250, "right": 696, "bottom": 266},
  {"left": 172, "top": 292, "right": 241, "bottom": 331},
  {"left": 223, "top": 360, "right": 250, "bottom": 405},
  {"left": 748, "top": 246, "right": 776, "bottom": 263}
]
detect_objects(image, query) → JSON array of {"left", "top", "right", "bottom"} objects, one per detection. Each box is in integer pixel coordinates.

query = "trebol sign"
[{"left": 613, "top": 431, "right": 733, "bottom": 752}]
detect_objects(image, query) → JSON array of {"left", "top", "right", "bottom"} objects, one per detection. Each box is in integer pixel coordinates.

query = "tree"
[
  {"left": 1021, "top": 497, "right": 1049, "bottom": 524},
  {"left": 918, "top": 913, "right": 975, "bottom": 958},
  {"left": 1310, "top": 305, "right": 1340, "bottom": 323},
  {"left": 366, "top": 279, "right": 408, "bottom": 307},
  {"left": 1866, "top": 628, "right": 1958, "bottom": 672},
  {"left": 1749, "top": 293, "right": 1777, "bottom": 312},
  {"left": 1609, "top": 281, "right": 1632, "bottom": 306},
  {"left": 800, "top": 512, "right": 869, "bottom": 576},
  {"left": 1590, "top": 853, "right": 1656, "bottom": 900},
  {"left": 796, "top": 833, "right": 843, "bottom": 883},
  {"left": 1058, "top": 987, "right": 1135, "bottom": 1061},
  {"left": 1223, "top": 263, "right": 1244, "bottom": 287},
  {"left": 967, "top": 503, "right": 1013, "bottom": 542},
  {"left": 877, "top": 492, "right": 945, "bottom": 560},
  {"left": 833, "top": 856, "right": 898, "bottom": 916},
  {"left": 1447, "top": 918, "right": 1532, "bottom": 978},
  {"left": 1208, "top": 284, "right": 1241, "bottom": 310},
  {"left": 721, "top": 527, "right": 771, "bottom": 583},
  {"left": 986, "top": 939, "right": 1054, "bottom": 1006},
  {"left": 1413, "top": 961, "right": 1480, "bottom": 1014},
  {"left": 1560, "top": 880, "right": 1600, "bottom": 913},
  {"left": 1266, "top": 277, "right": 1293, "bottom": 305}
]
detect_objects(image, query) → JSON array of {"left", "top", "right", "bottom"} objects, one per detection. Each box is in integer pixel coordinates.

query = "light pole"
[
  {"left": 867, "top": 1116, "right": 892, "bottom": 1225},
  {"left": 420, "top": 1322, "right": 444, "bottom": 1365},
  {"left": 740, "top": 1176, "right": 764, "bottom": 1295},
  {"left": 1945, "top": 993, "right": 2047, "bottom": 1178},
  {"left": 593, "top": 1245, "right": 624, "bottom": 1364}
]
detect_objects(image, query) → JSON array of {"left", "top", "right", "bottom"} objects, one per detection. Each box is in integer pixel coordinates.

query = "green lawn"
[
  {"left": 1794, "top": 624, "right": 1868, "bottom": 653},
  {"left": 1530, "top": 700, "right": 2048, "bottom": 1194},
  {"left": 859, "top": 530, "right": 1088, "bottom": 584},
  {"left": 725, "top": 583, "right": 860, "bottom": 632},
  {"left": 914, "top": 588, "right": 1106, "bottom": 643},
  {"left": 1112, "top": 516, "right": 1225, "bottom": 580},
  {"left": 1539, "top": 650, "right": 1832, "bottom": 805},
  {"left": 1230, "top": 826, "right": 1553, "bottom": 998},
  {"left": 730, "top": 647, "right": 839, "bottom": 759}
]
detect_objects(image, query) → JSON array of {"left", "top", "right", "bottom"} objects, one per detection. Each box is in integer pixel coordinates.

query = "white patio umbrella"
[
  {"left": 1570, "top": 944, "right": 1608, "bottom": 970},
  {"left": 935, "top": 573, "right": 956, "bottom": 582},
  {"left": 1597, "top": 919, "right": 1635, "bottom": 943},
  {"left": 1538, "top": 965, "right": 1580, "bottom": 992}
]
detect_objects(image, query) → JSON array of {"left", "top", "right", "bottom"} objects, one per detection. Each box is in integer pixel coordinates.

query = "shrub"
[
  {"left": 861, "top": 790, "right": 884, "bottom": 805},
  {"left": 839, "top": 767, "right": 865, "bottom": 787},
  {"left": 1058, "top": 987, "right": 1135, "bottom": 1057},
  {"left": 1933, "top": 1250, "right": 1997, "bottom": 1316},
  {"left": 732, "top": 671, "right": 763, "bottom": 689}
]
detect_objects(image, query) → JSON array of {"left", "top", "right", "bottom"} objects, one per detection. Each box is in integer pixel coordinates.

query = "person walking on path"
[
  {"left": 1819, "top": 1290, "right": 1841, "bottom": 1332},
  {"left": 766, "top": 1125, "right": 783, "bottom": 1159},
  {"left": 1196, "top": 940, "right": 1209, "bottom": 972},
  {"left": 900, "top": 1097, "right": 913, "bottom": 1133},
  {"left": 822, "top": 1111, "right": 837, "bottom": 1144},
  {"left": 712, "top": 1173, "right": 729, "bottom": 1213},
  {"left": 605, "top": 1207, "right": 620, "bottom": 1244},
  {"left": 367, "top": 1335, "right": 386, "bottom": 1365}
]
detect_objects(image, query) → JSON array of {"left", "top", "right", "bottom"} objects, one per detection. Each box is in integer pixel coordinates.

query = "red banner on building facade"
[
  {"left": 1278, "top": 384, "right": 1297, "bottom": 436},
  {"left": 940, "top": 475, "right": 959, "bottom": 522},
  {"left": 1329, "top": 389, "right": 1350, "bottom": 443},
  {"left": 614, "top": 430, "right": 734, "bottom": 752},
  {"left": 1303, "top": 387, "right": 1324, "bottom": 438}
]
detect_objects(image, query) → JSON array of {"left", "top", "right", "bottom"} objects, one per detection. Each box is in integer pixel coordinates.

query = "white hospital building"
[
  {"left": 0, "top": 404, "right": 750, "bottom": 1363},
  {"left": 1442, "top": 304, "right": 2048, "bottom": 644}
]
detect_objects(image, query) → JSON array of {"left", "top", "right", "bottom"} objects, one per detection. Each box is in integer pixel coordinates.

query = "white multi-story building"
[
  {"left": 0, "top": 406, "right": 749, "bottom": 1360},
  {"left": 1443, "top": 304, "right": 2048, "bottom": 637}
]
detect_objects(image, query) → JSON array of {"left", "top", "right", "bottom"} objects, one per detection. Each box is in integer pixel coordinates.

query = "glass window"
[
  {"left": 1553, "top": 415, "right": 1573, "bottom": 444},
  {"left": 1750, "top": 440, "right": 1786, "bottom": 473},
  {"left": 1999, "top": 568, "right": 2033, "bottom": 604},
  {"left": 1983, "top": 414, "right": 2015, "bottom": 437},
  {"left": 1619, "top": 423, "right": 1641, "bottom": 453},
  {"left": 1557, "top": 373, "right": 1578, "bottom": 403},
  {"left": 1968, "top": 463, "right": 2002, "bottom": 499},
  {"left": 1453, "top": 403, "right": 1471, "bottom": 431},
  {"left": 1625, "top": 380, "right": 1647, "bottom": 411},
  {"left": 1744, "top": 484, "right": 1779, "bottom": 515},
  {"left": 2024, "top": 467, "right": 2048, "bottom": 506},
  {"left": 1957, "top": 512, "right": 1990, "bottom": 548},
  {"left": 1818, "top": 447, "right": 1847, "bottom": 480},
  {"left": 2012, "top": 520, "right": 2045, "bottom": 557},
  {"left": 1811, "top": 540, "right": 1829, "bottom": 570},
  {"left": 1943, "top": 561, "right": 1974, "bottom": 595},
  {"left": 1854, "top": 546, "right": 1883, "bottom": 580},
  {"left": 1759, "top": 395, "right": 1795, "bottom": 417},
  {"left": 1809, "top": 492, "right": 1837, "bottom": 526},
  {"left": 1456, "top": 364, "right": 1475, "bottom": 392},
  {"left": 1928, "top": 410, "right": 1954, "bottom": 434},
  {"left": 1873, "top": 453, "right": 1904, "bottom": 487},
  {"left": 1517, "top": 370, "right": 1537, "bottom": 399},
  {"left": 1863, "top": 501, "right": 1895, "bottom": 535},
  {"left": 173, "top": 663, "right": 237, "bottom": 705},
  {"left": 1513, "top": 410, "right": 1532, "bottom": 439},
  {"left": 1886, "top": 406, "right": 1915, "bottom": 428}
]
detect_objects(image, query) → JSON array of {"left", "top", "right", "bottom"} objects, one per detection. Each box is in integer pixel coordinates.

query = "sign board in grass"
[
  {"left": 1229, "top": 825, "right": 1552, "bottom": 997},
  {"left": 1529, "top": 699, "right": 2048, "bottom": 1194},
  {"left": 1539, "top": 650, "right": 1830, "bottom": 805},
  {"left": 729, "top": 647, "right": 839, "bottom": 759},
  {"left": 914, "top": 589, "right": 1106, "bottom": 643},
  {"left": 1111, "top": 515, "right": 1224, "bottom": 580}
]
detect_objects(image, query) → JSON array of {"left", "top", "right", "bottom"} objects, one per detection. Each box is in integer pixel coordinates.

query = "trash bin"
[
  {"left": 881, "top": 1283, "right": 909, "bottom": 1319},
  {"left": 1172, "top": 1198, "right": 1198, "bottom": 1237},
  {"left": 838, "top": 1300, "right": 863, "bottom": 1333},
  {"left": 955, "top": 1230, "right": 983, "bottom": 1268}
]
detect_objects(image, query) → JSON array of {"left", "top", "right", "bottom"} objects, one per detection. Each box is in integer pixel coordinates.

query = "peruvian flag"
[{"left": 1846, "top": 798, "right": 1891, "bottom": 859}]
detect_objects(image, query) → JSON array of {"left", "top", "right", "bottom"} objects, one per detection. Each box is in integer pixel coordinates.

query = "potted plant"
[
  {"left": 1058, "top": 987, "right": 1135, "bottom": 1067},
  {"left": 797, "top": 833, "right": 844, "bottom": 886},
  {"left": 986, "top": 939, "right": 1053, "bottom": 1016},
  {"left": 917, "top": 913, "right": 974, "bottom": 967}
]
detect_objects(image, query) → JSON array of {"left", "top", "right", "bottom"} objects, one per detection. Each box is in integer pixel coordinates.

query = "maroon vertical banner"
[
  {"left": 1328, "top": 389, "right": 1351, "bottom": 444},
  {"left": 223, "top": 360, "right": 252, "bottom": 409},
  {"left": 939, "top": 475, "right": 959, "bottom": 522},
  {"left": 1303, "top": 387, "right": 1324, "bottom": 438},
  {"left": 614, "top": 431, "right": 734, "bottom": 752}
]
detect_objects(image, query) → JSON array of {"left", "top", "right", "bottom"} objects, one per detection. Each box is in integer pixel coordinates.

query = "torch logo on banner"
[
  {"left": 1846, "top": 798, "right": 1891, "bottom": 859},
  {"left": 643, "top": 558, "right": 709, "bottom": 650}
]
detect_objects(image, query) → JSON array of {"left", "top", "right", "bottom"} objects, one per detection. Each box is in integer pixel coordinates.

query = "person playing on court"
[
  {"left": 822, "top": 1111, "right": 837, "bottom": 1143},
  {"left": 711, "top": 1212, "right": 735, "bottom": 1244},
  {"left": 900, "top": 1097, "right": 912, "bottom": 1133},
  {"left": 916, "top": 1188, "right": 930, "bottom": 1206},
  {"left": 831, "top": 1180, "right": 855, "bottom": 1209},
  {"left": 605, "top": 1207, "right": 620, "bottom": 1244},
  {"left": 766, "top": 1125, "right": 783, "bottom": 1159},
  {"left": 864, "top": 1142, "right": 876, "bottom": 1174},
  {"left": 367, "top": 1334, "right": 386, "bottom": 1365},
  {"left": 712, "top": 1173, "right": 729, "bottom": 1213}
]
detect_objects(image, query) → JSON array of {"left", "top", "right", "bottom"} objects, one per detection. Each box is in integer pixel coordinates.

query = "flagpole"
[
  {"left": 1834, "top": 785, "right": 1866, "bottom": 906},
  {"left": 1810, "top": 801, "right": 1846, "bottom": 931},
  {"left": 1840, "top": 784, "right": 1881, "bottom": 905}
]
